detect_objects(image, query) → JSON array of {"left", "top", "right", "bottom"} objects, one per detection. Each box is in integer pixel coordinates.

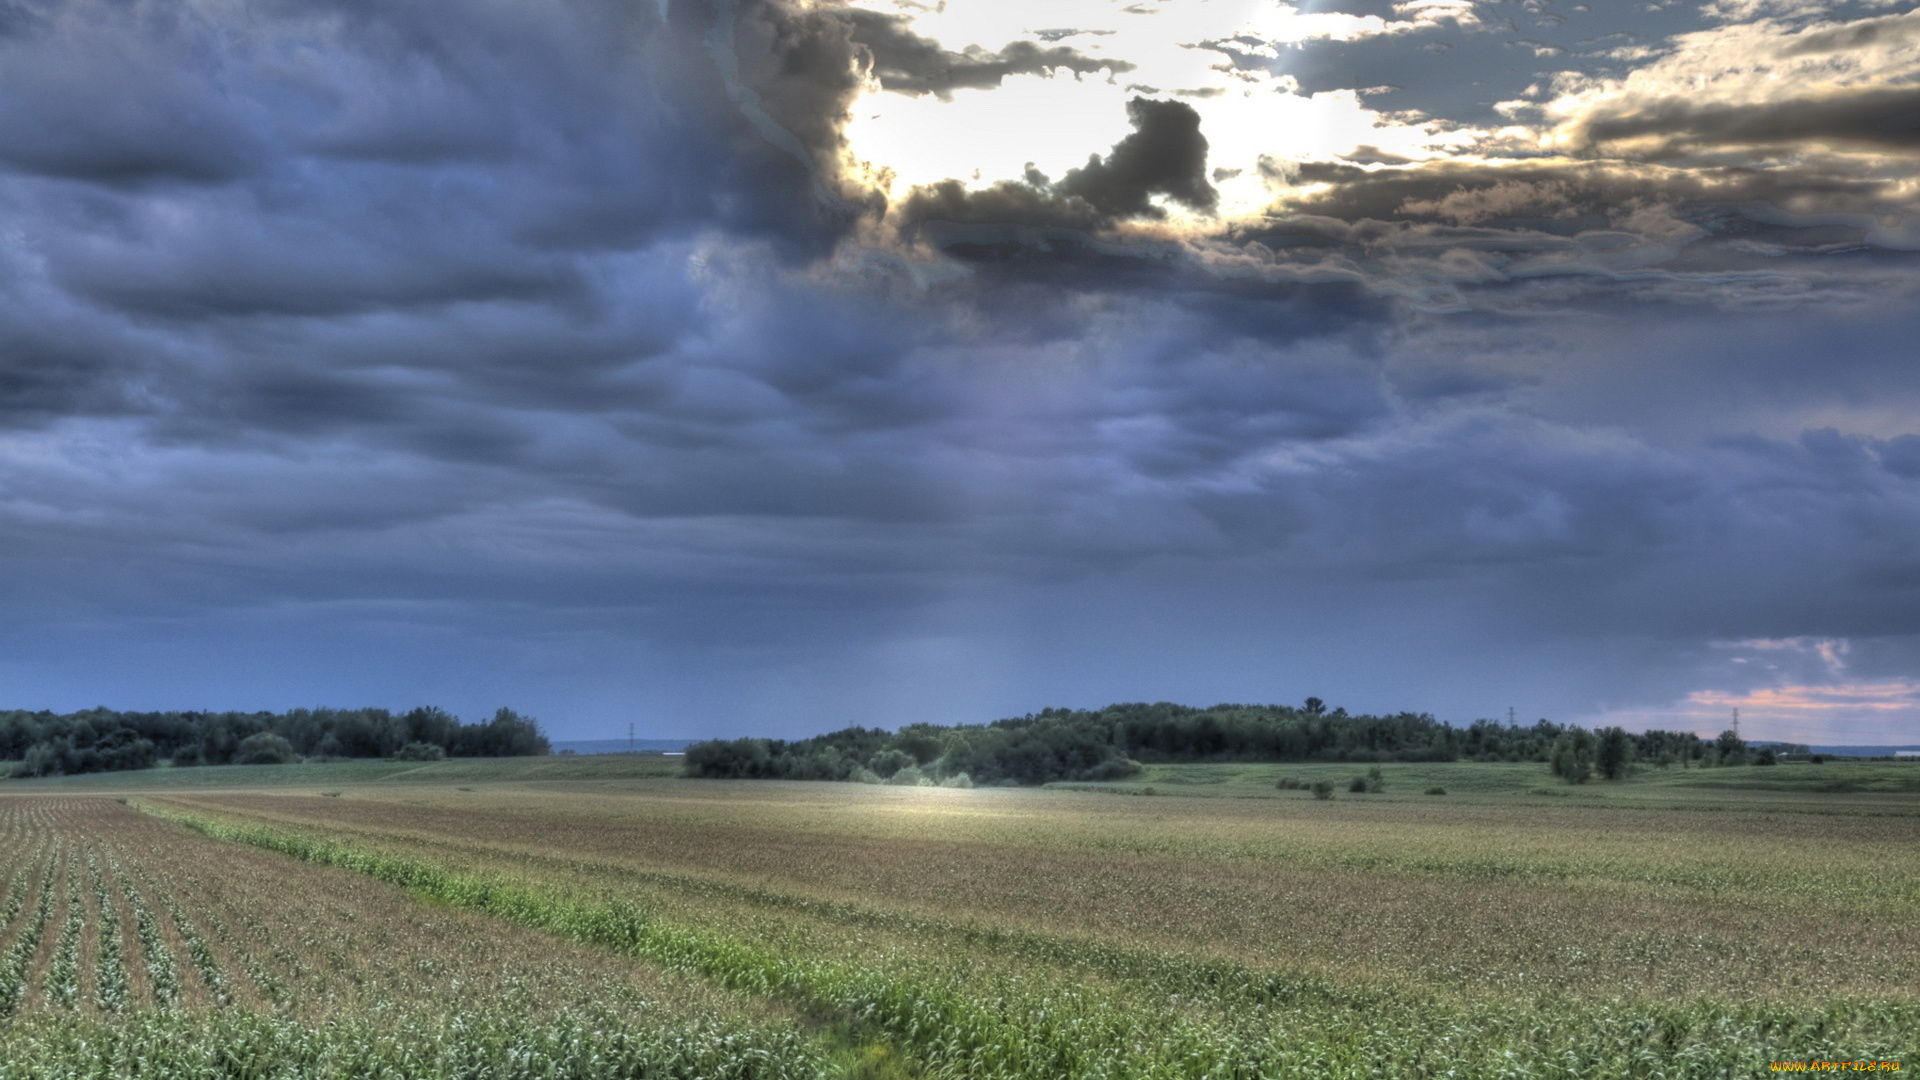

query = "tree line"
[
  {"left": 683, "top": 700, "right": 1802, "bottom": 787},
  {"left": 2, "top": 706, "right": 550, "bottom": 778}
]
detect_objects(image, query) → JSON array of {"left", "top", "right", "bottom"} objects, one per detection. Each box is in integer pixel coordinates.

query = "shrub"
[
  {"left": 887, "top": 765, "right": 929, "bottom": 787},
  {"left": 1311, "top": 780, "right": 1334, "bottom": 800},
  {"left": 394, "top": 741, "right": 446, "bottom": 761},
  {"left": 1425, "top": 786, "right": 1447, "bottom": 795},
  {"left": 938, "top": 772, "right": 973, "bottom": 789},
  {"left": 1276, "top": 776, "right": 1307, "bottom": 790},
  {"left": 868, "top": 749, "right": 913, "bottom": 780},
  {"left": 232, "top": 733, "right": 295, "bottom": 766},
  {"left": 1348, "top": 776, "right": 1369, "bottom": 793}
]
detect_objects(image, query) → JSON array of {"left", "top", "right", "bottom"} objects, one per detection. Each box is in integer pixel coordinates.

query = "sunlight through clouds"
[{"left": 838, "top": 0, "right": 1491, "bottom": 217}]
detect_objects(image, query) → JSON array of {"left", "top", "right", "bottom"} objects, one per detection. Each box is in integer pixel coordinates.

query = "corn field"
[
  {"left": 0, "top": 798, "right": 826, "bottom": 1078},
  {"left": 2, "top": 779, "right": 1916, "bottom": 1079}
]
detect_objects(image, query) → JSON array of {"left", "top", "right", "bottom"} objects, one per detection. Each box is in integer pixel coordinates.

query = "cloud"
[
  {"left": 846, "top": 9, "right": 1133, "bottom": 99},
  {"left": 0, "top": 7, "right": 261, "bottom": 185},
  {"left": 1581, "top": 637, "right": 1920, "bottom": 743},
  {"left": 1536, "top": 8, "right": 1920, "bottom": 156},
  {"left": 895, "top": 94, "right": 1218, "bottom": 235},
  {"left": 1055, "top": 97, "right": 1218, "bottom": 217},
  {"left": 0, "top": 0, "right": 1919, "bottom": 737},
  {"left": 1578, "top": 86, "right": 1920, "bottom": 153}
]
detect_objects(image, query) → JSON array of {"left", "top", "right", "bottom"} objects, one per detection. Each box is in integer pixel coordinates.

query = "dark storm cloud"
[
  {"left": 900, "top": 96, "right": 1216, "bottom": 233},
  {"left": 0, "top": 13, "right": 260, "bottom": 184},
  {"left": 1058, "top": 98, "right": 1217, "bottom": 217},
  {"left": 846, "top": 9, "right": 1132, "bottom": 99},
  {"left": 1577, "top": 86, "right": 1920, "bottom": 153},
  {"left": 0, "top": 0, "right": 1916, "bottom": 740}
]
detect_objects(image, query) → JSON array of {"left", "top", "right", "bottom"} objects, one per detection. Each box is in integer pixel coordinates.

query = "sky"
[{"left": 3, "top": 0, "right": 1920, "bottom": 745}]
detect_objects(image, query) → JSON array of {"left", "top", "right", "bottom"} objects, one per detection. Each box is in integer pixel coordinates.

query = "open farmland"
[
  {"left": 2, "top": 760, "right": 1916, "bottom": 1077},
  {"left": 0, "top": 797, "right": 824, "bottom": 1078}
]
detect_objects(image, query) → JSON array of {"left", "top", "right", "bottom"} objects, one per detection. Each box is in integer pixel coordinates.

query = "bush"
[
  {"left": 1348, "top": 776, "right": 1369, "bottom": 793},
  {"left": 232, "top": 733, "right": 295, "bottom": 766},
  {"left": 1275, "top": 776, "right": 1307, "bottom": 790},
  {"left": 1311, "top": 780, "right": 1334, "bottom": 800},
  {"left": 1425, "top": 786, "right": 1447, "bottom": 795},
  {"left": 938, "top": 772, "right": 973, "bottom": 788},
  {"left": 394, "top": 741, "right": 446, "bottom": 761},
  {"left": 887, "top": 765, "right": 929, "bottom": 786},
  {"left": 868, "top": 749, "right": 914, "bottom": 780}
]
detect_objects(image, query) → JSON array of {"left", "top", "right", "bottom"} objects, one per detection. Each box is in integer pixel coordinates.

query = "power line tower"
[
  {"left": 628, "top": 721, "right": 636, "bottom": 755},
  {"left": 1508, "top": 706, "right": 1515, "bottom": 726},
  {"left": 1731, "top": 708, "right": 1740, "bottom": 739}
]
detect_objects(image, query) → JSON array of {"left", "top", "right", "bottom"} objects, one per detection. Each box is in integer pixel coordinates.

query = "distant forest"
[
  {"left": 1, "top": 706, "right": 549, "bottom": 778},
  {"left": 684, "top": 701, "right": 1798, "bottom": 787}
]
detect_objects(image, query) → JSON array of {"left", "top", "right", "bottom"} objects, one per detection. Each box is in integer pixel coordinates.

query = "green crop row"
[
  {"left": 153, "top": 805, "right": 1918, "bottom": 1080},
  {"left": 44, "top": 856, "right": 82, "bottom": 1010},
  {"left": 115, "top": 862, "right": 179, "bottom": 1007},
  {"left": 85, "top": 849, "right": 129, "bottom": 1014},
  {"left": 0, "top": 851, "right": 58, "bottom": 1017},
  {"left": 0, "top": 1007, "right": 828, "bottom": 1080}
]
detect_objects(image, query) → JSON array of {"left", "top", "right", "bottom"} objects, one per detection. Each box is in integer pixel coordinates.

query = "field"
[{"left": 2, "top": 757, "right": 1916, "bottom": 1077}]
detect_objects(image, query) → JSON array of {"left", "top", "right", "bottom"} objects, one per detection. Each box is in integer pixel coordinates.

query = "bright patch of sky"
[{"left": 841, "top": 0, "right": 1490, "bottom": 220}]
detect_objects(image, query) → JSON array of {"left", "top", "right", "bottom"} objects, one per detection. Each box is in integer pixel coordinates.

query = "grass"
[{"left": 1060, "top": 757, "right": 1920, "bottom": 805}]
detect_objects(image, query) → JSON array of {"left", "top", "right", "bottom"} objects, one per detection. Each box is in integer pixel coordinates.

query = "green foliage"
[
  {"left": 0, "top": 704, "right": 548, "bottom": 778},
  {"left": 395, "top": 740, "right": 447, "bottom": 761},
  {"left": 1715, "top": 729, "right": 1748, "bottom": 765},
  {"left": 144, "top": 805, "right": 1919, "bottom": 1080},
  {"left": 0, "top": 1010, "right": 827, "bottom": 1080},
  {"left": 868, "top": 749, "right": 914, "bottom": 779},
  {"left": 1348, "top": 776, "right": 1369, "bottom": 793},
  {"left": 682, "top": 702, "right": 1735, "bottom": 789},
  {"left": 1424, "top": 786, "right": 1446, "bottom": 795},
  {"left": 1550, "top": 730, "right": 1597, "bottom": 784},
  {"left": 232, "top": 732, "right": 295, "bottom": 765},
  {"left": 1595, "top": 726, "right": 1633, "bottom": 781},
  {"left": 1311, "top": 780, "right": 1334, "bottom": 800}
]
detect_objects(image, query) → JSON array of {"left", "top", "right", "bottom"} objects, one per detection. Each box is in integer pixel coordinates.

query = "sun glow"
[{"left": 837, "top": 0, "right": 1489, "bottom": 224}]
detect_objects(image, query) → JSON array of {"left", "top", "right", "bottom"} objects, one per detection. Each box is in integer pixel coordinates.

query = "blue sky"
[{"left": 2, "top": 0, "right": 1919, "bottom": 745}]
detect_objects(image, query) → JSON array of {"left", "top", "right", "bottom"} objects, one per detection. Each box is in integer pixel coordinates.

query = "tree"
[
  {"left": 1303, "top": 697, "right": 1326, "bottom": 716},
  {"left": 1715, "top": 729, "right": 1747, "bottom": 766},
  {"left": 1595, "top": 727, "right": 1633, "bottom": 780},
  {"left": 1550, "top": 729, "right": 1596, "bottom": 784}
]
